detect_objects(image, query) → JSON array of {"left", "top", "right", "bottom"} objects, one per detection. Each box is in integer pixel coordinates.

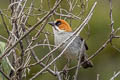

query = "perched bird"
[{"left": 48, "top": 19, "right": 93, "bottom": 68}]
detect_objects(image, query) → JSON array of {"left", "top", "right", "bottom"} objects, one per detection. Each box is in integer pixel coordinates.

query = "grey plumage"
[
  {"left": 49, "top": 20, "right": 93, "bottom": 68},
  {"left": 53, "top": 29, "right": 93, "bottom": 68}
]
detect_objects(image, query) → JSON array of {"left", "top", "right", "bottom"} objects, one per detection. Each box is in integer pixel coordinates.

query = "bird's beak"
[
  {"left": 48, "top": 22, "right": 55, "bottom": 26},
  {"left": 48, "top": 21, "right": 58, "bottom": 31}
]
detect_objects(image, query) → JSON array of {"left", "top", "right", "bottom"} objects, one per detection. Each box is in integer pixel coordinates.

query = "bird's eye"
[{"left": 55, "top": 21, "right": 61, "bottom": 26}]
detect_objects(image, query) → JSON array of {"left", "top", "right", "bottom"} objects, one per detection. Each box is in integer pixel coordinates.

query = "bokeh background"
[{"left": 0, "top": 0, "right": 120, "bottom": 80}]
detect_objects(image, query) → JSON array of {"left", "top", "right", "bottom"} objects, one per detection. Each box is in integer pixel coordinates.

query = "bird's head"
[{"left": 48, "top": 19, "right": 72, "bottom": 33}]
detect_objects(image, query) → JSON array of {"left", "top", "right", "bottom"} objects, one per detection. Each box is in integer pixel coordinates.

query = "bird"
[{"left": 48, "top": 19, "right": 93, "bottom": 68}]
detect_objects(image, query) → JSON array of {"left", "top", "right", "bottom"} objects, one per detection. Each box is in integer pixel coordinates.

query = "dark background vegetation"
[{"left": 0, "top": 0, "right": 120, "bottom": 80}]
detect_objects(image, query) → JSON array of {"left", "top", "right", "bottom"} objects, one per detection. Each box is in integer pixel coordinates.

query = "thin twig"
[
  {"left": 110, "top": 71, "right": 120, "bottom": 80},
  {"left": 97, "top": 74, "right": 100, "bottom": 80},
  {"left": 0, "top": 35, "right": 8, "bottom": 41},
  {"left": 0, "top": 67, "right": 11, "bottom": 80},
  {"left": 56, "top": 71, "right": 62, "bottom": 80},
  {"left": 74, "top": 40, "right": 85, "bottom": 80},
  {"left": 109, "top": 0, "right": 114, "bottom": 33},
  {"left": 0, "top": 10, "right": 10, "bottom": 36},
  {"left": 0, "top": 0, "right": 63, "bottom": 60},
  {"left": 30, "top": 2, "right": 97, "bottom": 79}
]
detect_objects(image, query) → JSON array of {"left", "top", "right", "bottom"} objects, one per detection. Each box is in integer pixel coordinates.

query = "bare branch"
[
  {"left": 110, "top": 71, "right": 120, "bottom": 80},
  {"left": 30, "top": 2, "right": 97, "bottom": 79},
  {"left": 0, "top": 0, "right": 63, "bottom": 60},
  {"left": 0, "top": 10, "right": 10, "bottom": 36},
  {"left": 0, "top": 66, "right": 11, "bottom": 80},
  {"left": 74, "top": 40, "right": 85, "bottom": 80}
]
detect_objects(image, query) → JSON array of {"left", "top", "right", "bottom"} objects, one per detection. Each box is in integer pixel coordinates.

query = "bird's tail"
[{"left": 80, "top": 54, "right": 93, "bottom": 68}]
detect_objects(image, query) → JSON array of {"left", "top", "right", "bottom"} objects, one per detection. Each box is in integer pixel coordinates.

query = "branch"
[
  {"left": 0, "top": 66, "right": 11, "bottom": 80},
  {"left": 0, "top": 10, "right": 9, "bottom": 36},
  {"left": 74, "top": 40, "right": 85, "bottom": 80},
  {"left": 0, "top": 0, "right": 63, "bottom": 60},
  {"left": 30, "top": 1, "right": 97, "bottom": 79},
  {"left": 110, "top": 71, "right": 120, "bottom": 80}
]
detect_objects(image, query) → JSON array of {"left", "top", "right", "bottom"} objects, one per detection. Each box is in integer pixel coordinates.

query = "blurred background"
[{"left": 0, "top": 0, "right": 120, "bottom": 80}]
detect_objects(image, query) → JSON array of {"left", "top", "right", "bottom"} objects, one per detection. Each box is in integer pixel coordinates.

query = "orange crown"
[{"left": 56, "top": 19, "right": 72, "bottom": 32}]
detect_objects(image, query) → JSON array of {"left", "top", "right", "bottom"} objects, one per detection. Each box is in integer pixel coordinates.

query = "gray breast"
[{"left": 54, "top": 32, "right": 86, "bottom": 58}]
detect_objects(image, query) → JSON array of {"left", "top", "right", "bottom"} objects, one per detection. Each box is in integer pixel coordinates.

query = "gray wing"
[
  {"left": 73, "top": 37, "right": 93, "bottom": 68},
  {"left": 65, "top": 36, "right": 87, "bottom": 55},
  {"left": 73, "top": 36, "right": 88, "bottom": 50},
  {"left": 79, "top": 37, "right": 88, "bottom": 50}
]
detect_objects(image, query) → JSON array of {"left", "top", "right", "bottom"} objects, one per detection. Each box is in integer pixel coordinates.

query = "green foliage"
[{"left": 0, "top": 41, "right": 10, "bottom": 80}]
